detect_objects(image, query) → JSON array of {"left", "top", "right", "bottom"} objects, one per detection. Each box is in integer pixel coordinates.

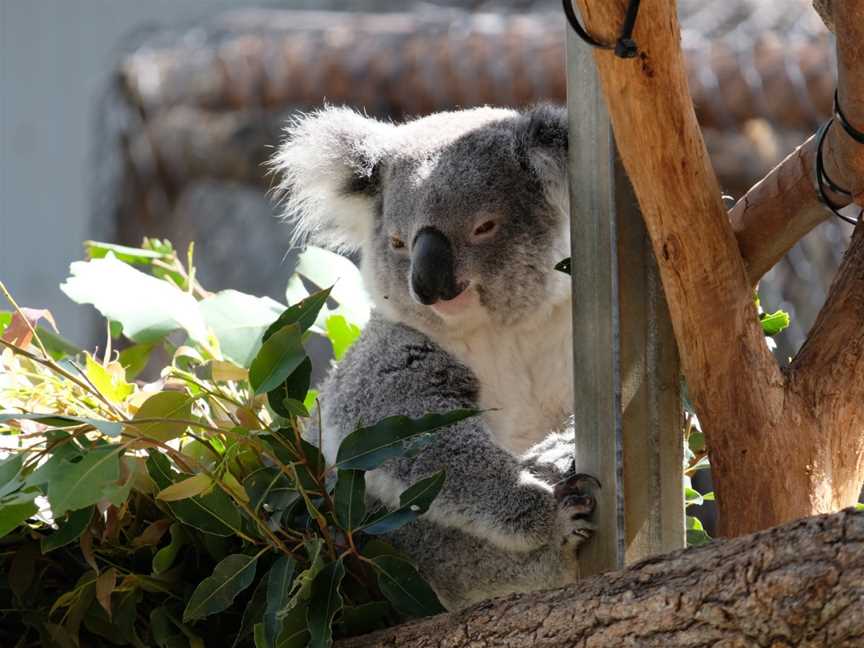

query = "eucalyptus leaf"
[
  {"left": 334, "top": 469, "right": 366, "bottom": 532},
  {"left": 267, "top": 358, "right": 312, "bottom": 419},
  {"left": 249, "top": 324, "right": 306, "bottom": 395},
  {"left": 324, "top": 315, "right": 361, "bottom": 361},
  {"left": 264, "top": 287, "right": 332, "bottom": 341},
  {"left": 129, "top": 392, "right": 193, "bottom": 442},
  {"left": 335, "top": 410, "right": 479, "bottom": 471},
  {"left": 199, "top": 290, "right": 285, "bottom": 367},
  {"left": 152, "top": 523, "right": 190, "bottom": 575},
  {"left": 0, "top": 412, "right": 121, "bottom": 438},
  {"left": 263, "top": 556, "right": 296, "bottom": 647},
  {"left": 0, "top": 490, "right": 39, "bottom": 538},
  {"left": 41, "top": 506, "right": 93, "bottom": 553},
  {"left": 361, "top": 471, "right": 444, "bottom": 535},
  {"left": 285, "top": 247, "right": 370, "bottom": 327},
  {"left": 371, "top": 555, "right": 445, "bottom": 618},
  {"left": 61, "top": 254, "right": 208, "bottom": 344},
  {"left": 183, "top": 554, "right": 259, "bottom": 622},
  {"left": 306, "top": 559, "right": 345, "bottom": 648},
  {"left": 47, "top": 446, "right": 122, "bottom": 518}
]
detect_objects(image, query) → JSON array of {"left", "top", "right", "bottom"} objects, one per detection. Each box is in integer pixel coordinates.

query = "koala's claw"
[{"left": 554, "top": 470, "right": 599, "bottom": 554}]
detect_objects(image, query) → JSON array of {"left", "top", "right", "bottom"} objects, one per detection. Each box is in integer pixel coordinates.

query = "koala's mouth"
[{"left": 429, "top": 281, "right": 475, "bottom": 317}]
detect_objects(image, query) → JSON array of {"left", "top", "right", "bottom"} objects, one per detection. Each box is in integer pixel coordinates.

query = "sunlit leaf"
[
  {"left": 199, "top": 290, "right": 285, "bottom": 367},
  {"left": 324, "top": 315, "right": 361, "bottom": 361},
  {"left": 86, "top": 240, "right": 170, "bottom": 265},
  {"left": 61, "top": 254, "right": 208, "bottom": 344},
  {"left": 183, "top": 554, "right": 259, "bottom": 622},
  {"left": 335, "top": 410, "right": 479, "bottom": 471},
  {"left": 285, "top": 247, "right": 370, "bottom": 327},
  {"left": 85, "top": 354, "right": 134, "bottom": 403},
  {"left": 0, "top": 412, "right": 121, "bottom": 438},
  {"left": 157, "top": 473, "right": 213, "bottom": 502}
]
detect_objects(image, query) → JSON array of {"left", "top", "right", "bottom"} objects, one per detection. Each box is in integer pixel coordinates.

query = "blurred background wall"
[{"left": 0, "top": 0, "right": 844, "bottom": 365}]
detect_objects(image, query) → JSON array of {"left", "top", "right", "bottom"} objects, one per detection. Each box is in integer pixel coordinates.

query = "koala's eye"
[
  {"left": 471, "top": 219, "right": 498, "bottom": 241},
  {"left": 389, "top": 235, "right": 406, "bottom": 250}
]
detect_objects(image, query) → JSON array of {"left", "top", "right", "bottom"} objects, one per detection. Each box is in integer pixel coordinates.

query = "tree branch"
[{"left": 339, "top": 510, "right": 864, "bottom": 647}]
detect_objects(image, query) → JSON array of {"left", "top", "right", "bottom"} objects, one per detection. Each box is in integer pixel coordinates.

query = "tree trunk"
[
  {"left": 339, "top": 509, "right": 864, "bottom": 648},
  {"left": 570, "top": 0, "right": 864, "bottom": 537}
]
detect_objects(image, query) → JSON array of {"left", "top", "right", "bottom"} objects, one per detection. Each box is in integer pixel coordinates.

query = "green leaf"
[
  {"left": 86, "top": 240, "right": 171, "bottom": 265},
  {"left": 41, "top": 506, "right": 93, "bottom": 553},
  {"left": 200, "top": 290, "right": 286, "bottom": 367},
  {"left": 760, "top": 309, "right": 791, "bottom": 337},
  {"left": 264, "top": 556, "right": 297, "bottom": 647},
  {"left": 361, "top": 471, "right": 444, "bottom": 535},
  {"left": 0, "top": 490, "right": 39, "bottom": 538},
  {"left": 267, "top": 358, "right": 312, "bottom": 419},
  {"left": 702, "top": 491, "right": 715, "bottom": 501},
  {"left": 249, "top": 324, "right": 306, "bottom": 395},
  {"left": 0, "top": 454, "right": 23, "bottom": 487},
  {"left": 129, "top": 391, "right": 193, "bottom": 442},
  {"left": 334, "top": 469, "right": 366, "bottom": 531},
  {"left": 684, "top": 487, "right": 703, "bottom": 507},
  {"left": 686, "top": 515, "right": 712, "bottom": 547},
  {"left": 372, "top": 555, "right": 445, "bottom": 618},
  {"left": 146, "top": 452, "right": 244, "bottom": 537},
  {"left": 335, "top": 410, "right": 479, "bottom": 471},
  {"left": 285, "top": 247, "right": 370, "bottom": 327},
  {"left": 152, "top": 523, "right": 190, "bottom": 574},
  {"left": 244, "top": 467, "right": 299, "bottom": 514},
  {"left": 234, "top": 576, "right": 269, "bottom": 648},
  {"left": 324, "top": 315, "right": 361, "bottom": 361},
  {"left": 306, "top": 559, "right": 345, "bottom": 648},
  {"left": 264, "top": 287, "right": 333, "bottom": 341},
  {"left": 36, "top": 325, "right": 83, "bottom": 360},
  {"left": 183, "top": 553, "right": 259, "bottom": 623},
  {"left": 47, "top": 446, "right": 122, "bottom": 518},
  {"left": 255, "top": 605, "right": 308, "bottom": 648},
  {"left": 340, "top": 601, "right": 392, "bottom": 636},
  {"left": 0, "top": 412, "right": 121, "bottom": 438},
  {"left": 61, "top": 254, "right": 208, "bottom": 344},
  {"left": 118, "top": 343, "right": 155, "bottom": 380},
  {"left": 85, "top": 354, "right": 134, "bottom": 403}
]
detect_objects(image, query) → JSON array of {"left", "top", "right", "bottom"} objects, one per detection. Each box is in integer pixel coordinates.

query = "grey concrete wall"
[{"left": 0, "top": 0, "right": 309, "bottom": 348}]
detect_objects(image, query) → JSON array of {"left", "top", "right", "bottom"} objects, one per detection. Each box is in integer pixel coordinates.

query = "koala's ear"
[
  {"left": 516, "top": 104, "right": 569, "bottom": 214},
  {"left": 272, "top": 107, "right": 392, "bottom": 252}
]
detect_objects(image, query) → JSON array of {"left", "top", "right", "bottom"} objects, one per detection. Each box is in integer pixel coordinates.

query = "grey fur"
[{"left": 274, "top": 105, "right": 590, "bottom": 610}]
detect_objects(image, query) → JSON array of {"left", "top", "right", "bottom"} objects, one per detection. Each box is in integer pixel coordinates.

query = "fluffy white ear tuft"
[{"left": 271, "top": 107, "right": 392, "bottom": 252}]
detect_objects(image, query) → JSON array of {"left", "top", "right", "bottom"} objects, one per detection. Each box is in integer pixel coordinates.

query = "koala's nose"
[{"left": 410, "top": 227, "right": 459, "bottom": 305}]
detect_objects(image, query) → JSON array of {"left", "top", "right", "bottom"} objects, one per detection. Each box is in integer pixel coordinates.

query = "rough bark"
[
  {"left": 571, "top": 0, "right": 864, "bottom": 537},
  {"left": 339, "top": 509, "right": 864, "bottom": 648}
]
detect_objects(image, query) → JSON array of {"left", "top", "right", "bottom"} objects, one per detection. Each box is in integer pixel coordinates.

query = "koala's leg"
[
  {"left": 384, "top": 514, "right": 583, "bottom": 611},
  {"left": 374, "top": 418, "right": 595, "bottom": 555}
]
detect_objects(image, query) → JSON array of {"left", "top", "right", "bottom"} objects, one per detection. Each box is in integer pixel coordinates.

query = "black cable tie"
[
  {"left": 562, "top": 0, "right": 641, "bottom": 59},
  {"left": 814, "top": 118, "right": 862, "bottom": 226},
  {"left": 834, "top": 89, "right": 864, "bottom": 145}
]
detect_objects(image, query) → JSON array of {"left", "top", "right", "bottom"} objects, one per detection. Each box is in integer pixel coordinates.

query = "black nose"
[{"left": 410, "top": 228, "right": 459, "bottom": 305}]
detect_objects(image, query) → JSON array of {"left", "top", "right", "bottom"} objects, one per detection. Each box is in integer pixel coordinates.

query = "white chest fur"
[{"left": 439, "top": 300, "right": 574, "bottom": 456}]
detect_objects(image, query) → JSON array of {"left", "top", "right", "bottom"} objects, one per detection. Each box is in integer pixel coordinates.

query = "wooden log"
[{"left": 338, "top": 509, "right": 864, "bottom": 648}]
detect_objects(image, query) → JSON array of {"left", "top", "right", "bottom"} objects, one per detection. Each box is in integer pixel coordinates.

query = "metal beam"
[{"left": 566, "top": 12, "right": 683, "bottom": 576}]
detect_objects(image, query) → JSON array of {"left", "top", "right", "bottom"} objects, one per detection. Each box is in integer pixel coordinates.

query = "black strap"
[
  {"left": 562, "top": 0, "right": 642, "bottom": 59},
  {"left": 834, "top": 89, "right": 864, "bottom": 145},
  {"left": 815, "top": 118, "right": 863, "bottom": 226}
]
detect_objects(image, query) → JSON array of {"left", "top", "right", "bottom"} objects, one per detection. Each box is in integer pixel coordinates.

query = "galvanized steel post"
[{"left": 565, "top": 8, "right": 684, "bottom": 576}]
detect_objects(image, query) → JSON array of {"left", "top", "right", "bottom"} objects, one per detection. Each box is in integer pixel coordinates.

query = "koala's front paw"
[{"left": 553, "top": 472, "right": 599, "bottom": 552}]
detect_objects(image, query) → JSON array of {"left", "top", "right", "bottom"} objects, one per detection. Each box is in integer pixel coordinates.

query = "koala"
[{"left": 273, "top": 104, "right": 596, "bottom": 610}]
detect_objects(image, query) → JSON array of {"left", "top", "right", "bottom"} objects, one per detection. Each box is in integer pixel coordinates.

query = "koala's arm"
[{"left": 319, "top": 318, "right": 571, "bottom": 554}]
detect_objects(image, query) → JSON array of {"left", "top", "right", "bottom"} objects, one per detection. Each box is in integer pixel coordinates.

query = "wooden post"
[{"left": 566, "top": 8, "right": 683, "bottom": 576}]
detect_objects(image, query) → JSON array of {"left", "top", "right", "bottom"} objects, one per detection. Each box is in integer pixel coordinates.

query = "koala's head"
[{"left": 273, "top": 105, "right": 570, "bottom": 336}]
